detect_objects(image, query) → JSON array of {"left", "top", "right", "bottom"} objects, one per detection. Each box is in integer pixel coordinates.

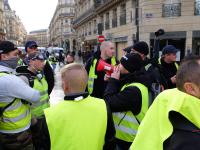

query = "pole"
[{"left": 135, "top": 0, "right": 139, "bottom": 42}]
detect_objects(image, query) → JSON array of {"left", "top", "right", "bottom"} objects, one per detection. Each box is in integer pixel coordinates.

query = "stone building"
[
  {"left": 0, "top": 0, "right": 5, "bottom": 41},
  {"left": 48, "top": 0, "right": 76, "bottom": 52},
  {"left": 27, "top": 29, "right": 48, "bottom": 47},
  {"left": 74, "top": 0, "right": 200, "bottom": 59},
  {"left": 3, "top": 0, "right": 27, "bottom": 45}
]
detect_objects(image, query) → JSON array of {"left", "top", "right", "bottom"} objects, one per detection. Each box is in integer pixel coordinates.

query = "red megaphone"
[{"left": 97, "top": 59, "right": 114, "bottom": 76}]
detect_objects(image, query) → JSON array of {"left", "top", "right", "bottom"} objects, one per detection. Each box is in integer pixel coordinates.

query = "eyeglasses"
[
  {"left": 31, "top": 53, "right": 45, "bottom": 61},
  {"left": 29, "top": 45, "right": 38, "bottom": 49}
]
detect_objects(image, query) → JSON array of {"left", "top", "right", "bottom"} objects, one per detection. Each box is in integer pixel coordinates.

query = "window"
[
  {"left": 120, "top": 4, "right": 126, "bottom": 25},
  {"left": 162, "top": 0, "right": 181, "bottom": 17},
  {"left": 195, "top": 0, "right": 200, "bottom": 15},
  {"left": 112, "top": 8, "right": 117, "bottom": 28},
  {"left": 105, "top": 12, "right": 110, "bottom": 30}
]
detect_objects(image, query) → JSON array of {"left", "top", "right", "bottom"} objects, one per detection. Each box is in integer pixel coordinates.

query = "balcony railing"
[
  {"left": 195, "top": 1, "right": 200, "bottom": 15},
  {"left": 162, "top": 3, "right": 181, "bottom": 17},
  {"left": 112, "top": 18, "right": 117, "bottom": 28},
  {"left": 105, "top": 21, "right": 110, "bottom": 30},
  {"left": 59, "top": 12, "right": 75, "bottom": 17},
  {"left": 73, "top": 7, "right": 95, "bottom": 25},
  {"left": 120, "top": 14, "right": 126, "bottom": 26}
]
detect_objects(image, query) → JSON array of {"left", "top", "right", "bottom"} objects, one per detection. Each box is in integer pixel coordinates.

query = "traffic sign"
[{"left": 98, "top": 35, "right": 105, "bottom": 43}]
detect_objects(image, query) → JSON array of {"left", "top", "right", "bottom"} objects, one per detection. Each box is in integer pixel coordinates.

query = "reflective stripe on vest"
[
  {"left": 113, "top": 82, "right": 149, "bottom": 142},
  {"left": 0, "top": 72, "right": 31, "bottom": 133},
  {"left": 31, "top": 77, "right": 49, "bottom": 118},
  {"left": 130, "top": 88, "right": 200, "bottom": 150},
  {"left": 87, "top": 57, "right": 116, "bottom": 94},
  {"left": 44, "top": 96, "right": 107, "bottom": 150},
  {"left": 158, "top": 57, "right": 179, "bottom": 70}
]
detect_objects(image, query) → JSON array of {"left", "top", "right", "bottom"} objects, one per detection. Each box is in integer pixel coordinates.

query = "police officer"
[
  {"left": 43, "top": 63, "right": 115, "bottom": 150},
  {"left": 0, "top": 41, "right": 40, "bottom": 149},
  {"left": 104, "top": 53, "right": 152, "bottom": 150},
  {"left": 130, "top": 56, "right": 200, "bottom": 150},
  {"left": 85, "top": 41, "right": 117, "bottom": 98},
  {"left": 16, "top": 52, "right": 50, "bottom": 149}
]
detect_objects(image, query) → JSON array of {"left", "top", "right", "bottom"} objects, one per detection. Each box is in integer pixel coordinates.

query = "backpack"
[{"left": 144, "top": 62, "right": 165, "bottom": 106}]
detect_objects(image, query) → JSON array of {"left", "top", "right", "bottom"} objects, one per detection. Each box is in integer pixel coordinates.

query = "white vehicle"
[
  {"left": 17, "top": 46, "right": 26, "bottom": 54},
  {"left": 47, "top": 47, "right": 64, "bottom": 54},
  {"left": 38, "top": 47, "right": 46, "bottom": 53}
]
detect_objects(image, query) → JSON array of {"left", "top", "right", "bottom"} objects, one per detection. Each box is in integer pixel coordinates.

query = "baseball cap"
[
  {"left": 28, "top": 52, "right": 46, "bottom": 61},
  {"left": 162, "top": 45, "right": 179, "bottom": 55},
  {"left": 120, "top": 53, "right": 143, "bottom": 73},
  {"left": 25, "top": 41, "right": 38, "bottom": 52},
  {"left": 0, "top": 41, "right": 18, "bottom": 54},
  {"left": 132, "top": 41, "right": 149, "bottom": 55}
]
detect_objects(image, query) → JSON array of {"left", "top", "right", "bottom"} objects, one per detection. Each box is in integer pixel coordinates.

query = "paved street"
[{"left": 49, "top": 64, "right": 64, "bottom": 106}]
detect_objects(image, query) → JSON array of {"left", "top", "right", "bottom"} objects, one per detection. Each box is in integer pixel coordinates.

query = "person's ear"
[
  {"left": 62, "top": 80, "right": 69, "bottom": 94},
  {"left": 184, "top": 82, "right": 199, "bottom": 98}
]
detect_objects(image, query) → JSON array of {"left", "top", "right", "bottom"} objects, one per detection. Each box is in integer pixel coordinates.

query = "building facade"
[
  {"left": 73, "top": 0, "right": 139, "bottom": 58},
  {"left": 4, "top": 0, "right": 27, "bottom": 45},
  {"left": 27, "top": 29, "right": 48, "bottom": 47},
  {"left": 48, "top": 0, "right": 76, "bottom": 52},
  {"left": 0, "top": 0, "right": 5, "bottom": 41},
  {"left": 74, "top": 0, "right": 200, "bottom": 60},
  {"left": 140, "top": 0, "right": 200, "bottom": 59}
]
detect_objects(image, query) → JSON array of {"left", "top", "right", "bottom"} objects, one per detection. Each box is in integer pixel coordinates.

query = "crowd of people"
[{"left": 0, "top": 39, "right": 200, "bottom": 150}]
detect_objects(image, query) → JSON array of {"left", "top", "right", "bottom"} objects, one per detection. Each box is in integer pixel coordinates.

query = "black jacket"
[
  {"left": 104, "top": 71, "right": 152, "bottom": 115},
  {"left": 85, "top": 56, "right": 118, "bottom": 99},
  {"left": 160, "top": 58, "right": 178, "bottom": 89},
  {"left": 104, "top": 71, "right": 152, "bottom": 149},
  {"left": 43, "top": 92, "right": 116, "bottom": 150},
  {"left": 16, "top": 61, "right": 54, "bottom": 95},
  {"left": 164, "top": 111, "right": 200, "bottom": 150}
]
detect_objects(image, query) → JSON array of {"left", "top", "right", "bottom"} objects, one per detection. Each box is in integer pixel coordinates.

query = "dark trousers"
[
  {"left": 0, "top": 129, "right": 33, "bottom": 150},
  {"left": 31, "top": 117, "right": 49, "bottom": 150}
]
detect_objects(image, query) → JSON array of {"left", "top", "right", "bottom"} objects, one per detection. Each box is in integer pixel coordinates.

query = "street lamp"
[
  {"left": 152, "top": 29, "right": 165, "bottom": 59},
  {"left": 60, "top": 21, "right": 63, "bottom": 48}
]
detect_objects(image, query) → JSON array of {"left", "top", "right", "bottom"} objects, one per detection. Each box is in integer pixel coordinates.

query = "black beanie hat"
[
  {"left": 120, "top": 53, "right": 143, "bottom": 73},
  {"left": 133, "top": 41, "right": 149, "bottom": 55}
]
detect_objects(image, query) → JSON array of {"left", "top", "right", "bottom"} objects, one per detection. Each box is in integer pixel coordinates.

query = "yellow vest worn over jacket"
[
  {"left": 130, "top": 88, "right": 200, "bottom": 150},
  {"left": 113, "top": 83, "right": 149, "bottom": 142},
  {"left": 44, "top": 96, "right": 107, "bottom": 150},
  {"left": 88, "top": 57, "right": 116, "bottom": 94},
  {"left": 0, "top": 72, "right": 31, "bottom": 133},
  {"left": 31, "top": 76, "right": 49, "bottom": 118}
]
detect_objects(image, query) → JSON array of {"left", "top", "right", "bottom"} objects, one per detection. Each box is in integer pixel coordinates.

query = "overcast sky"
[{"left": 9, "top": 0, "right": 58, "bottom": 33}]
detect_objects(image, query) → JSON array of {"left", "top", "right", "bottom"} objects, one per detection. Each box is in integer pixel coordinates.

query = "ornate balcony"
[{"left": 73, "top": 6, "right": 95, "bottom": 27}]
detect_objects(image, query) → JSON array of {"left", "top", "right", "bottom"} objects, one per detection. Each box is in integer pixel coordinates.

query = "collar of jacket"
[{"left": 64, "top": 92, "right": 89, "bottom": 101}]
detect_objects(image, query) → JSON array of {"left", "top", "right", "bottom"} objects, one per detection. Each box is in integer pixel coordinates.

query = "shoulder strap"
[
  {"left": 0, "top": 98, "right": 16, "bottom": 116},
  {"left": 16, "top": 73, "right": 34, "bottom": 87}
]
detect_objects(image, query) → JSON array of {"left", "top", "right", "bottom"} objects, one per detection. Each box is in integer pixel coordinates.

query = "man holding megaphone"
[{"left": 85, "top": 41, "right": 118, "bottom": 99}]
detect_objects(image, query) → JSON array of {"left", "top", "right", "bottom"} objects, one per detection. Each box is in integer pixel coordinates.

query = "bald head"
[
  {"left": 61, "top": 63, "right": 88, "bottom": 94},
  {"left": 100, "top": 41, "right": 115, "bottom": 60}
]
